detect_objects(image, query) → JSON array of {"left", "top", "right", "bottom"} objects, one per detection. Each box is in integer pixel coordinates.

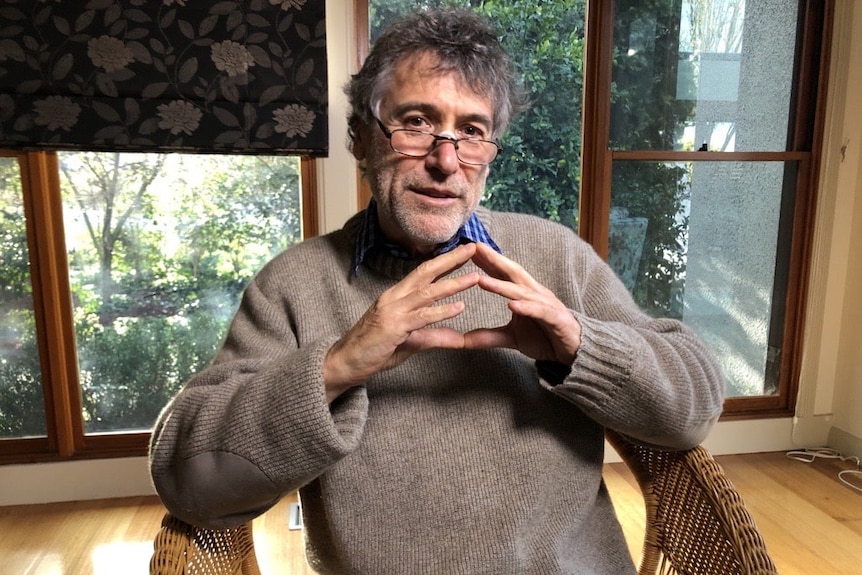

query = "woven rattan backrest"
[
  {"left": 606, "top": 430, "right": 777, "bottom": 575},
  {"left": 150, "top": 512, "right": 262, "bottom": 575}
]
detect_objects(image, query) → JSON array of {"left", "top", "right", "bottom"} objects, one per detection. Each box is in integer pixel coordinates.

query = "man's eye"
[
  {"left": 461, "top": 126, "right": 484, "bottom": 139},
  {"left": 405, "top": 117, "right": 430, "bottom": 129}
]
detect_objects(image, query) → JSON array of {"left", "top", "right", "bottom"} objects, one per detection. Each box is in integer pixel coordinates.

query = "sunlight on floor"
[
  {"left": 92, "top": 541, "right": 153, "bottom": 575},
  {"left": 5, "top": 551, "right": 63, "bottom": 575}
]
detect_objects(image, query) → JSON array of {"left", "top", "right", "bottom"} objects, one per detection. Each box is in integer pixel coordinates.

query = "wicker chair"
[
  {"left": 149, "top": 431, "right": 777, "bottom": 575},
  {"left": 606, "top": 429, "right": 777, "bottom": 575},
  {"left": 149, "top": 512, "right": 261, "bottom": 575}
]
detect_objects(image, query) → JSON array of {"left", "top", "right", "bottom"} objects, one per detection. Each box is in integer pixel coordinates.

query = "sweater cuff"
[{"left": 562, "top": 315, "right": 634, "bottom": 407}]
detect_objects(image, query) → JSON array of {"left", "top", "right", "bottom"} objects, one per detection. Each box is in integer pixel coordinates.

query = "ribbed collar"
[{"left": 353, "top": 200, "right": 502, "bottom": 276}]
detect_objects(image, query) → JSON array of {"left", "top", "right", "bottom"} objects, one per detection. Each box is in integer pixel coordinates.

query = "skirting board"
[
  {"left": 828, "top": 426, "right": 862, "bottom": 461},
  {"left": 0, "top": 456, "right": 155, "bottom": 507}
]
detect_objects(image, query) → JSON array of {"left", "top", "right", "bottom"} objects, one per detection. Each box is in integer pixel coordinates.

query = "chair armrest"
[
  {"left": 606, "top": 429, "right": 777, "bottom": 575},
  {"left": 150, "top": 511, "right": 262, "bottom": 575}
]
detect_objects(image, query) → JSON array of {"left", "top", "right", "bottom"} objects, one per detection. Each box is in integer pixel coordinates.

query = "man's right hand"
[{"left": 322, "top": 243, "right": 480, "bottom": 403}]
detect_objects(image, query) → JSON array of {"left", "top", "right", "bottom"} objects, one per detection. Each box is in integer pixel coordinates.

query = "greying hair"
[{"left": 346, "top": 7, "right": 526, "bottom": 143}]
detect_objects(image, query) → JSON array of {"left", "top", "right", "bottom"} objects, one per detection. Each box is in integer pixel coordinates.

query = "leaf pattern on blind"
[{"left": 0, "top": 0, "right": 328, "bottom": 156}]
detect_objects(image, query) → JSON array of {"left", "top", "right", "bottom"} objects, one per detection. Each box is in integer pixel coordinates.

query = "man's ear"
[{"left": 351, "top": 123, "right": 368, "bottom": 162}]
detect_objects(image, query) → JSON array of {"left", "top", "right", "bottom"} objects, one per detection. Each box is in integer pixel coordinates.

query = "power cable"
[{"left": 786, "top": 447, "right": 862, "bottom": 493}]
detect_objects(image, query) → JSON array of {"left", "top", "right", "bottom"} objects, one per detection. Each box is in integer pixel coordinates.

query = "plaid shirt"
[{"left": 353, "top": 200, "right": 502, "bottom": 276}]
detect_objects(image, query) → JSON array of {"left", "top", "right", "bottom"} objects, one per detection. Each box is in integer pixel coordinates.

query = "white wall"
[
  {"left": 317, "top": 0, "right": 358, "bottom": 233},
  {"left": 828, "top": 0, "right": 862, "bottom": 455},
  {"left": 3, "top": 0, "right": 860, "bottom": 507},
  {"left": 794, "top": 0, "right": 862, "bottom": 457}
]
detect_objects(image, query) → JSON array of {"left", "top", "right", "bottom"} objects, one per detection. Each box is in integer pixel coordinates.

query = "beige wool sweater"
[{"left": 149, "top": 208, "right": 725, "bottom": 575}]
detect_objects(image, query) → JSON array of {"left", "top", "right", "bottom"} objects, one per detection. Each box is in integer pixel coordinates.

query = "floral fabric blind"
[{"left": 0, "top": 0, "right": 328, "bottom": 156}]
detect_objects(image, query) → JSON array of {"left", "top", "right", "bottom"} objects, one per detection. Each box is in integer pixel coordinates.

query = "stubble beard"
[{"left": 373, "top": 173, "right": 477, "bottom": 251}]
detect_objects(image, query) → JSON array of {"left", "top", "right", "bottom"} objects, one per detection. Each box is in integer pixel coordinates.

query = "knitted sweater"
[{"left": 149, "top": 208, "right": 725, "bottom": 575}]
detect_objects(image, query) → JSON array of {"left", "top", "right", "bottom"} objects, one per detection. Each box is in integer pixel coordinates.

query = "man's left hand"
[{"left": 464, "top": 242, "right": 582, "bottom": 365}]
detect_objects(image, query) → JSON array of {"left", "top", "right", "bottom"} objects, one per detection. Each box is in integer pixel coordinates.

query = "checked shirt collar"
[{"left": 353, "top": 199, "right": 502, "bottom": 276}]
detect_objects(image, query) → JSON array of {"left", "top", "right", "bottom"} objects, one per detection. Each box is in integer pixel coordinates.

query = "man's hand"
[
  {"left": 464, "top": 242, "right": 582, "bottom": 365},
  {"left": 323, "top": 243, "right": 480, "bottom": 402}
]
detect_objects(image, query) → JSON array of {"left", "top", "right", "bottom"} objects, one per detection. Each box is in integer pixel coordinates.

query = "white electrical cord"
[{"left": 786, "top": 448, "right": 862, "bottom": 493}]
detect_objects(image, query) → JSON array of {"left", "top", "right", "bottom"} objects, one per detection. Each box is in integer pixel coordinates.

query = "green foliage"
[
  {"left": 0, "top": 158, "right": 29, "bottom": 305},
  {"left": 0, "top": 310, "right": 45, "bottom": 437},
  {"left": 61, "top": 153, "right": 166, "bottom": 291},
  {"left": 479, "top": 0, "right": 585, "bottom": 227},
  {"left": 0, "top": 206, "right": 31, "bottom": 304},
  {"left": 77, "top": 312, "right": 225, "bottom": 432},
  {"left": 69, "top": 154, "right": 301, "bottom": 433},
  {"left": 1, "top": 153, "right": 303, "bottom": 435},
  {"left": 612, "top": 162, "right": 689, "bottom": 318},
  {"left": 179, "top": 155, "right": 302, "bottom": 282},
  {"left": 610, "top": 0, "right": 693, "bottom": 318},
  {"left": 0, "top": 158, "right": 44, "bottom": 438}
]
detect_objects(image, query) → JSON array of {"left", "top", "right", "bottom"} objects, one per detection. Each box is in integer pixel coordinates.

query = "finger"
[
  {"left": 477, "top": 274, "right": 539, "bottom": 303},
  {"left": 462, "top": 327, "right": 514, "bottom": 350},
  {"left": 403, "top": 326, "right": 469, "bottom": 352},
  {"left": 508, "top": 300, "right": 582, "bottom": 360},
  {"left": 507, "top": 299, "right": 568, "bottom": 328},
  {"left": 408, "top": 243, "right": 478, "bottom": 286},
  {"left": 409, "top": 300, "right": 468, "bottom": 331},
  {"left": 471, "top": 242, "right": 539, "bottom": 287},
  {"left": 392, "top": 272, "right": 480, "bottom": 319},
  {"left": 384, "top": 243, "right": 479, "bottom": 303}
]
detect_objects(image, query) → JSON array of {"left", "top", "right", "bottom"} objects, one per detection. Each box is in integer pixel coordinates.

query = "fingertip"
[
  {"left": 472, "top": 241, "right": 491, "bottom": 257},
  {"left": 450, "top": 242, "right": 477, "bottom": 262}
]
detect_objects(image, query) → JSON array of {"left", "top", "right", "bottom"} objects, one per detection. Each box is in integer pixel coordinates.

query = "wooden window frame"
[
  {"left": 581, "top": 0, "right": 832, "bottom": 419},
  {"left": 0, "top": 151, "right": 319, "bottom": 464},
  {"left": 357, "top": 0, "right": 833, "bottom": 420},
  {"left": 2, "top": 0, "right": 831, "bottom": 463}
]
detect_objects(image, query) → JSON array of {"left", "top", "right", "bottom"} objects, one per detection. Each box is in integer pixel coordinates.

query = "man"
[{"left": 149, "top": 8, "right": 725, "bottom": 574}]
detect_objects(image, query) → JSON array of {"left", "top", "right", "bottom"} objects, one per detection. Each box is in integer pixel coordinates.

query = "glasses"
[{"left": 375, "top": 119, "right": 501, "bottom": 166}]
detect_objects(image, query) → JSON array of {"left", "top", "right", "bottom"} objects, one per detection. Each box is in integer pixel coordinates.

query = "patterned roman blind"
[{"left": 0, "top": 0, "right": 328, "bottom": 156}]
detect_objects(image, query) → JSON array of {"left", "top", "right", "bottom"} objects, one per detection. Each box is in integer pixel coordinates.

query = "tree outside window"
[{"left": 0, "top": 153, "right": 303, "bottom": 437}]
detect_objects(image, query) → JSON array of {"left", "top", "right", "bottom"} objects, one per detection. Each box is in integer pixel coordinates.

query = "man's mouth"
[{"left": 413, "top": 187, "right": 457, "bottom": 199}]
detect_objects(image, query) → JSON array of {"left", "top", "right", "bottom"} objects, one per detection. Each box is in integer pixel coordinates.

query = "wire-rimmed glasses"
[{"left": 375, "top": 119, "right": 501, "bottom": 166}]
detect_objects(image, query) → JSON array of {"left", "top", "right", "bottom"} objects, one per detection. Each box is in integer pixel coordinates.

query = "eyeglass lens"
[{"left": 390, "top": 130, "right": 497, "bottom": 165}]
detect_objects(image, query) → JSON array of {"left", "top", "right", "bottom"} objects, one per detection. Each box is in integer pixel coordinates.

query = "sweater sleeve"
[
  {"left": 148, "top": 274, "right": 368, "bottom": 530},
  {"left": 538, "top": 234, "right": 725, "bottom": 450}
]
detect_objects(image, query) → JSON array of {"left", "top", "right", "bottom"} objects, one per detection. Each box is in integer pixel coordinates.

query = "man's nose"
[{"left": 425, "top": 137, "right": 460, "bottom": 173}]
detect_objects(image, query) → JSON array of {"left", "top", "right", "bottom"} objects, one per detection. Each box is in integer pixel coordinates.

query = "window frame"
[
  {"left": 358, "top": 0, "right": 833, "bottom": 419},
  {"left": 580, "top": 0, "right": 832, "bottom": 419},
  {"left": 0, "top": 150, "right": 319, "bottom": 464},
  {"left": 0, "top": 0, "right": 833, "bottom": 464}
]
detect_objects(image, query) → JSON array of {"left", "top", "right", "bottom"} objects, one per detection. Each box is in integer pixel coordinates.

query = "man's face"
[{"left": 353, "top": 53, "right": 495, "bottom": 257}]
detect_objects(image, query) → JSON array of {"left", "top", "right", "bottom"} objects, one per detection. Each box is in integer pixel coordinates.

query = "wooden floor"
[{"left": 2, "top": 450, "right": 860, "bottom": 575}]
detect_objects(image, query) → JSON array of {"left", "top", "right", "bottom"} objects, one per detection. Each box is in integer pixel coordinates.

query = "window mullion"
[
  {"left": 579, "top": 0, "right": 615, "bottom": 259},
  {"left": 20, "top": 151, "right": 85, "bottom": 457}
]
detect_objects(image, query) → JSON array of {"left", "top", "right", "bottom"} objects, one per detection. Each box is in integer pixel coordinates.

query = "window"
[
  {"left": 364, "top": 0, "right": 831, "bottom": 416},
  {"left": 596, "top": 0, "right": 827, "bottom": 416},
  {"left": 0, "top": 151, "right": 316, "bottom": 462},
  {"left": 0, "top": 155, "right": 45, "bottom": 439}
]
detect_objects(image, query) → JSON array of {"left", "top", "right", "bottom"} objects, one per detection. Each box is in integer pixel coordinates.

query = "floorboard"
[{"left": 1, "top": 450, "right": 860, "bottom": 574}]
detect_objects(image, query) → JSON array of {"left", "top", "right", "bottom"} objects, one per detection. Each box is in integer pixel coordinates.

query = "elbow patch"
[{"left": 159, "top": 450, "right": 281, "bottom": 530}]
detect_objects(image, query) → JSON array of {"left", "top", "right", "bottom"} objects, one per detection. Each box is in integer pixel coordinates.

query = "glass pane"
[
  {"left": 610, "top": 0, "right": 799, "bottom": 152},
  {"left": 0, "top": 156, "right": 47, "bottom": 438},
  {"left": 59, "top": 153, "right": 303, "bottom": 433},
  {"left": 369, "top": 0, "right": 585, "bottom": 230},
  {"left": 610, "top": 160, "right": 794, "bottom": 397}
]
